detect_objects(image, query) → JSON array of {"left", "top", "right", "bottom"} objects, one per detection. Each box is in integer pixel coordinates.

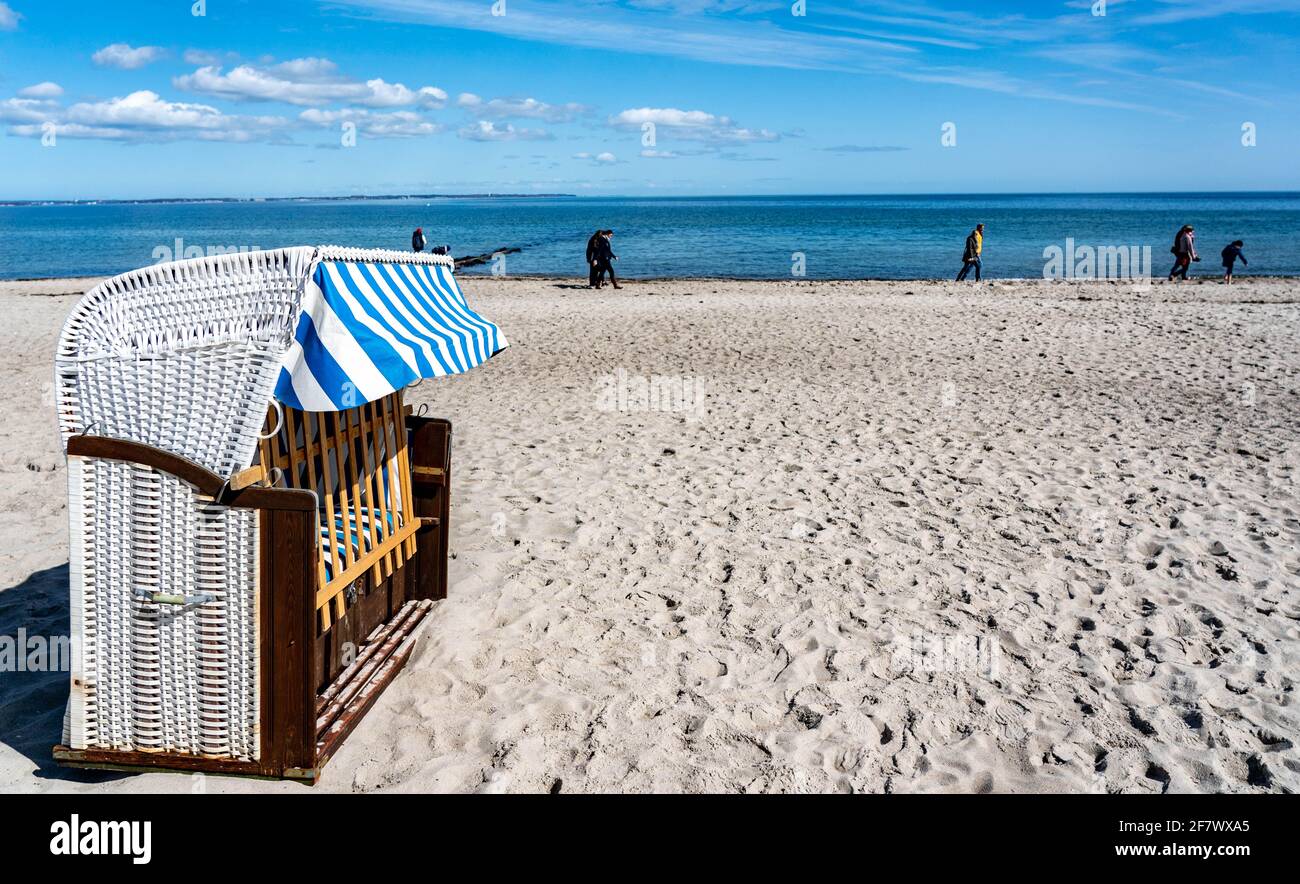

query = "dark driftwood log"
[{"left": 454, "top": 247, "right": 521, "bottom": 269}]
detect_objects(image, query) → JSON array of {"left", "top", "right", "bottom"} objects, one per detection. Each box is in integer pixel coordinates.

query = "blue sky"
[{"left": 1, "top": 0, "right": 1298, "bottom": 199}]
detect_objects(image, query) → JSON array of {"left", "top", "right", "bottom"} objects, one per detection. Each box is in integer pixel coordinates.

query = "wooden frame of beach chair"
[
  {"left": 49, "top": 246, "right": 504, "bottom": 783},
  {"left": 53, "top": 415, "right": 451, "bottom": 781}
]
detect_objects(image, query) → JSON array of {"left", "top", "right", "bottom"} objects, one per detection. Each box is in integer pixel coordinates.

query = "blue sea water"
[{"left": 1, "top": 193, "right": 1297, "bottom": 281}]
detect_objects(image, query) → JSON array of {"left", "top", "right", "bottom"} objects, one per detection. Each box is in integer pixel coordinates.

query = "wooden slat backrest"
[
  {"left": 361, "top": 400, "right": 391, "bottom": 578},
  {"left": 258, "top": 390, "right": 418, "bottom": 631}
]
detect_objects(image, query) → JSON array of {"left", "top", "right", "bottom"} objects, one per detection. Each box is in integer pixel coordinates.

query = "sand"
[{"left": 1, "top": 274, "right": 1297, "bottom": 794}]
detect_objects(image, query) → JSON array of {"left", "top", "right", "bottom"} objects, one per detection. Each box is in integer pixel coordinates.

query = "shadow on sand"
[{"left": 0, "top": 563, "right": 127, "bottom": 783}]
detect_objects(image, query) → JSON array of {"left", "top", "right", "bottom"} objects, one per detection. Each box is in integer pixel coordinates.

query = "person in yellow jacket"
[{"left": 956, "top": 223, "right": 984, "bottom": 281}]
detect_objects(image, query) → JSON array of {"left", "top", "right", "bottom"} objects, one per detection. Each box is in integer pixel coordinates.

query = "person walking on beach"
[
  {"left": 412, "top": 227, "right": 426, "bottom": 253},
  {"left": 1221, "top": 240, "right": 1247, "bottom": 284},
  {"left": 586, "top": 229, "right": 604, "bottom": 288},
  {"left": 596, "top": 230, "right": 622, "bottom": 289},
  {"left": 1168, "top": 225, "right": 1198, "bottom": 281},
  {"left": 956, "top": 223, "right": 984, "bottom": 281}
]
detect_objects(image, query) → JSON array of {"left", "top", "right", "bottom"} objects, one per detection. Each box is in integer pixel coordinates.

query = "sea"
[{"left": 2, "top": 193, "right": 1298, "bottom": 281}]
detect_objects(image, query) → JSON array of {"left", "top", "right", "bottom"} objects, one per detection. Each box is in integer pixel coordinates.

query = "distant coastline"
[
  {"left": 4, "top": 190, "right": 1299, "bottom": 208},
  {"left": 0, "top": 193, "right": 577, "bottom": 208}
]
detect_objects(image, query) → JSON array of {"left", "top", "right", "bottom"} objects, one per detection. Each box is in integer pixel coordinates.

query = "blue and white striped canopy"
[{"left": 275, "top": 257, "right": 507, "bottom": 411}]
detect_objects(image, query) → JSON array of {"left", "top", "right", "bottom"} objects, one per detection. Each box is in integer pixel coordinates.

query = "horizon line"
[{"left": 6, "top": 189, "right": 1300, "bottom": 206}]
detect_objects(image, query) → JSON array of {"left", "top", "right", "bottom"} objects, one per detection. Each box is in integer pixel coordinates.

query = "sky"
[{"left": 0, "top": 0, "right": 1298, "bottom": 199}]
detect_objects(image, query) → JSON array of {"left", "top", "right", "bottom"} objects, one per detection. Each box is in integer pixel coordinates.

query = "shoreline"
[{"left": 5, "top": 273, "right": 1300, "bottom": 293}]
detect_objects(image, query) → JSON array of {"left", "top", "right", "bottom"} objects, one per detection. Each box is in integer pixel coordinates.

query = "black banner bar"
[{"left": 1, "top": 793, "right": 1284, "bottom": 869}]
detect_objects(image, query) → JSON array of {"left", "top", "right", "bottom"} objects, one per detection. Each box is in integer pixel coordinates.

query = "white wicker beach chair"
[{"left": 53, "top": 246, "right": 507, "bottom": 781}]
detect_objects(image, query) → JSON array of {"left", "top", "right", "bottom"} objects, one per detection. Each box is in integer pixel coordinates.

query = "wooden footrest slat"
[
  {"left": 314, "top": 600, "right": 429, "bottom": 716},
  {"left": 314, "top": 599, "right": 434, "bottom": 765}
]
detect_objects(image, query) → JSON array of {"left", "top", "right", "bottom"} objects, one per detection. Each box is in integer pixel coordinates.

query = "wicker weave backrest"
[{"left": 56, "top": 247, "right": 313, "bottom": 477}]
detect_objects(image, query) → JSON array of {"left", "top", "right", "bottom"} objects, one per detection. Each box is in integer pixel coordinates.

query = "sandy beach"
[{"left": 1, "top": 274, "right": 1297, "bottom": 794}]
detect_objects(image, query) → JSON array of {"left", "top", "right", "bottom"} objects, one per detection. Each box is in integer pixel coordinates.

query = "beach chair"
[{"left": 51, "top": 246, "right": 507, "bottom": 782}]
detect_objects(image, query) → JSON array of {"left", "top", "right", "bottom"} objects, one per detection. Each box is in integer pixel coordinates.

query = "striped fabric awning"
[{"left": 275, "top": 256, "right": 507, "bottom": 411}]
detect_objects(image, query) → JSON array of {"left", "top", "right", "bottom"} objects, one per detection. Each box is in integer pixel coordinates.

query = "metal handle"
[
  {"left": 134, "top": 589, "right": 215, "bottom": 607},
  {"left": 258, "top": 400, "right": 284, "bottom": 439}
]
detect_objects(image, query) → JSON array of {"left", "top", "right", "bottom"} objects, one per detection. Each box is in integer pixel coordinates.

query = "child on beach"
[{"left": 1221, "top": 240, "right": 1247, "bottom": 284}]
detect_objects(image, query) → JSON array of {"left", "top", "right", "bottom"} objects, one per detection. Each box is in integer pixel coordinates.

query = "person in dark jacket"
[
  {"left": 956, "top": 223, "right": 984, "bottom": 281},
  {"left": 1168, "top": 225, "right": 1198, "bottom": 281},
  {"left": 412, "top": 227, "right": 426, "bottom": 252},
  {"left": 586, "top": 229, "right": 604, "bottom": 288},
  {"left": 1221, "top": 240, "right": 1247, "bottom": 284},
  {"left": 595, "top": 230, "right": 621, "bottom": 289}
]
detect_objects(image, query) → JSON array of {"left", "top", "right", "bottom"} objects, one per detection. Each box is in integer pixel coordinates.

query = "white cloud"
[
  {"left": 183, "top": 49, "right": 229, "bottom": 66},
  {"left": 300, "top": 107, "right": 442, "bottom": 138},
  {"left": 271, "top": 57, "right": 338, "bottom": 79},
  {"left": 458, "top": 120, "right": 553, "bottom": 142},
  {"left": 67, "top": 91, "right": 225, "bottom": 129},
  {"left": 365, "top": 80, "right": 447, "bottom": 108},
  {"left": 4, "top": 89, "right": 292, "bottom": 143},
  {"left": 574, "top": 150, "right": 618, "bottom": 164},
  {"left": 0, "top": 97, "right": 52, "bottom": 124},
  {"left": 640, "top": 148, "right": 680, "bottom": 158},
  {"left": 7, "top": 120, "right": 283, "bottom": 143},
  {"left": 330, "top": 0, "right": 914, "bottom": 73},
  {"left": 8, "top": 122, "right": 125, "bottom": 140},
  {"left": 628, "top": 0, "right": 785, "bottom": 10},
  {"left": 0, "top": 2, "right": 19, "bottom": 31},
  {"left": 458, "top": 92, "right": 590, "bottom": 122},
  {"left": 175, "top": 58, "right": 447, "bottom": 108},
  {"left": 332, "top": 0, "right": 1231, "bottom": 116},
  {"left": 612, "top": 107, "right": 717, "bottom": 128},
  {"left": 609, "top": 107, "right": 778, "bottom": 143},
  {"left": 92, "top": 43, "right": 167, "bottom": 70},
  {"left": 715, "top": 151, "right": 777, "bottom": 162},
  {"left": 175, "top": 61, "right": 351, "bottom": 104},
  {"left": 820, "top": 144, "right": 908, "bottom": 153},
  {"left": 1129, "top": 0, "right": 1300, "bottom": 25},
  {"left": 2, "top": 73, "right": 445, "bottom": 145},
  {"left": 18, "top": 82, "right": 63, "bottom": 99}
]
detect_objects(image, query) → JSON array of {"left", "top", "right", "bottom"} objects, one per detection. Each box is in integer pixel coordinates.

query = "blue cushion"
[{"left": 321, "top": 507, "right": 398, "bottom": 583}]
